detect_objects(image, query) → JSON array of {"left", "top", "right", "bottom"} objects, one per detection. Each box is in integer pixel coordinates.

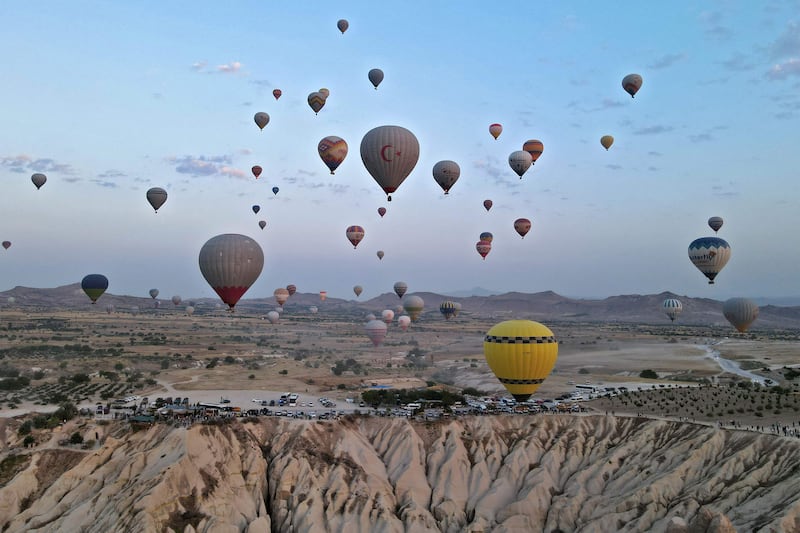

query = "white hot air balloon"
[
  {"left": 662, "top": 298, "right": 683, "bottom": 322},
  {"left": 198, "top": 234, "right": 264, "bottom": 310},
  {"left": 365, "top": 319, "right": 388, "bottom": 346},
  {"left": 723, "top": 298, "right": 759, "bottom": 333},
  {"left": 360, "top": 125, "right": 420, "bottom": 202}
]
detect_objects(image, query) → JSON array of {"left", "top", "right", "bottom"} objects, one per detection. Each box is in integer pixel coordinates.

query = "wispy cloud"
[
  {"left": 191, "top": 61, "right": 207, "bottom": 71},
  {"left": 766, "top": 58, "right": 800, "bottom": 79},
  {"left": 328, "top": 184, "right": 349, "bottom": 194},
  {"left": 768, "top": 21, "right": 800, "bottom": 59},
  {"left": 699, "top": 10, "right": 734, "bottom": 41},
  {"left": 97, "top": 170, "right": 127, "bottom": 179},
  {"left": 216, "top": 61, "right": 242, "bottom": 73},
  {"left": 1, "top": 154, "right": 76, "bottom": 175},
  {"left": 633, "top": 125, "right": 674, "bottom": 135},
  {"left": 689, "top": 133, "right": 713, "bottom": 142},
  {"left": 473, "top": 156, "right": 521, "bottom": 189},
  {"left": 647, "top": 53, "right": 685, "bottom": 70},
  {"left": 90, "top": 179, "right": 118, "bottom": 188},
  {"left": 191, "top": 60, "right": 243, "bottom": 74},
  {"left": 605, "top": 164, "right": 622, "bottom": 170},
  {"left": 167, "top": 155, "right": 243, "bottom": 178}
]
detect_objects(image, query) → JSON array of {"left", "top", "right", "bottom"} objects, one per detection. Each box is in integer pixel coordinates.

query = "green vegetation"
[
  {"left": 361, "top": 387, "right": 464, "bottom": 408},
  {"left": 639, "top": 369, "right": 658, "bottom": 379}
]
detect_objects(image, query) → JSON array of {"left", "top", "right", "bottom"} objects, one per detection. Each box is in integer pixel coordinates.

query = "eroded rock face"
[{"left": 1, "top": 416, "right": 799, "bottom": 532}]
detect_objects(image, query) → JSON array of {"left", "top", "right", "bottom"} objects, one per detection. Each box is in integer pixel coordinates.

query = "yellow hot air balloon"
[
  {"left": 600, "top": 135, "right": 614, "bottom": 150},
  {"left": 483, "top": 320, "right": 558, "bottom": 402}
]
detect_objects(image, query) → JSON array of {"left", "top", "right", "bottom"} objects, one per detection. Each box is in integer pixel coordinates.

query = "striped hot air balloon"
[
  {"left": 198, "top": 234, "right": 264, "bottom": 310},
  {"left": 662, "top": 298, "right": 683, "bottom": 322}
]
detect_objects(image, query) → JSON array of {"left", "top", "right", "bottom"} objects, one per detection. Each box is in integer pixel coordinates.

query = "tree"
[
  {"left": 69, "top": 432, "right": 84, "bottom": 445},
  {"left": 639, "top": 369, "right": 658, "bottom": 379}
]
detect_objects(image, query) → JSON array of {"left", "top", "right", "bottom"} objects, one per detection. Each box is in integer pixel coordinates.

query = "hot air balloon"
[
  {"left": 483, "top": 199, "right": 493, "bottom": 211},
  {"left": 514, "top": 218, "right": 532, "bottom": 238},
  {"left": 662, "top": 299, "right": 683, "bottom": 322},
  {"left": 368, "top": 68, "right": 384, "bottom": 89},
  {"left": 319, "top": 291, "right": 327, "bottom": 302},
  {"left": 131, "top": 306, "right": 139, "bottom": 315},
  {"left": 397, "top": 315, "right": 411, "bottom": 331},
  {"left": 146, "top": 187, "right": 167, "bottom": 213},
  {"left": 688, "top": 237, "right": 731, "bottom": 284},
  {"left": 489, "top": 123, "right": 503, "bottom": 140},
  {"left": 1, "top": 241, "right": 10, "bottom": 250},
  {"left": 365, "top": 319, "right": 388, "bottom": 346},
  {"left": 378, "top": 207, "right": 386, "bottom": 218},
  {"left": 432, "top": 160, "right": 460, "bottom": 195},
  {"left": 360, "top": 125, "right": 420, "bottom": 201},
  {"left": 249, "top": 206, "right": 259, "bottom": 216},
  {"left": 252, "top": 165, "right": 263, "bottom": 179},
  {"left": 723, "top": 298, "right": 759, "bottom": 333},
  {"left": 286, "top": 284, "right": 297, "bottom": 297},
  {"left": 7, "top": 297, "right": 15, "bottom": 305},
  {"left": 509, "top": 150, "right": 533, "bottom": 178},
  {"left": 402, "top": 295, "right": 424, "bottom": 321},
  {"left": 308, "top": 92, "right": 326, "bottom": 114},
  {"left": 185, "top": 306, "right": 195, "bottom": 316},
  {"left": 172, "top": 295, "right": 182, "bottom": 306},
  {"left": 600, "top": 135, "right": 614, "bottom": 150},
  {"left": 353, "top": 285, "right": 363, "bottom": 297},
  {"left": 318, "top": 136, "right": 348, "bottom": 174},
  {"left": 476, "top": 240, "right": 492, "bottom": 259},
  {"left": 523, "top": 140, "right": 544, "bottom": 165},
  {"left": 254, "top": 112, "right": 270, "bottom": 130},
  {"left": 309, "top": 306, "right": 319, "bottom": 314},
  {"left": 272, "top": 187, "right": 279, "bottom": 196},
  {"left": 381, "top": 309, "right": 395, "bottom": 324},
  {"left": 267, "top": 310, "right": 280, "bottom": 324},
  {"left": 274, "top": 288, "right": 289, "bottom": 306},
  {"left": 377, "top": 250, "right": 385, "bottom": 260},
  {"left": 708, "top": 216, "right": 724, "bottom": 233},
  {"left": 259, "top": 220, "right": 267, "bottom": 230},
  {"left": 484, "top": 320, "right": 558, "bottom": 402},
  {"left": 346, "top": 225, "right": 365, "bottom": 249},
  {"left": 393, "top": 282, "right": 408, "bottom": 299},
  {"left": 81, "top": 274, "right": 109, "bottom": 304},
  {"left": 440, "top": 301, "right": 457, "bottom": 320},
  {"left": 149, "top": 289, "right": 159, "bottom": 299},
  {"left": 31, "top": 173, "right": 47, "bottom": 189},
  {"left": 198, "top": 234, "right": 264, "bottom": 310},
  {"left": 453, "top": 302, "right": 462, "bottom": 317},
  {"left": 105, "top": 304, "right": 115, "bottom": 314},
  {"left": 319, "top": 88, "right": 330, "bottom": 99},
  {"left": 337, "top": 19, "right": 349, "bottom": 33},
  {"left": 365, "top": 313, "right": 377, "bottom": 321},
  {"left": 622, "top": 73, "right": 643, "bottom": 98},
  {"left": 273, "top": 89, "right": 282, "bottom": 100},
  {"left": 479, "top": 232, "right": 493, "bottom": 243}
]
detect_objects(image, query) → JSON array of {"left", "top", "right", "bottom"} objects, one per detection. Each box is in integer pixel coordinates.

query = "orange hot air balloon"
[
  {"left": 319, "top": 291, "right": 327, "bottom": 302},
  {"left": 274, "top": 288, "right": 289, "bottom": 306},
  {"left": 346, "top": 225, "right": 365, "bottom": 249},
  {"left": 514, "top": 218, "right": 532, "bottom": 238},
  {"left": 273, "top": 89, "right": 282, "bottom": 100},
  {"left": 489, "top": 123, "right": 502, "bottom": 140},
  {"left": 318, "top": 136, "right": 348, "bottom": 174},
  {"left": 476, "top": 240, "right": 492, "bottom": 259},
  {"left": 483, "top": 199, "right": 493, "bottom": 211},
  {"left": 378, "top": 207, "right": 386, "bottom": 217},
  {"left": 522, "top": 140, "right": 544, "bottom": 164},
  {"left": 600, "top": 135, "right": 614, "bottom": 150},
  {"left": 251, "top": 165, "right": 263, "bottom": 179}
]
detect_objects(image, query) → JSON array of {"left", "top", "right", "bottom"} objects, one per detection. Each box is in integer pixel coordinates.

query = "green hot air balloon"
[{"left": 81, "top": 274, "right": 109, "bottom": 304}]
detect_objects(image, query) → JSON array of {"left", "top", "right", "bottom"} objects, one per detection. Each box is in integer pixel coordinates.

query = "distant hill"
[{"left": 2, "top": 284, "right": 800, "bottom": 330}]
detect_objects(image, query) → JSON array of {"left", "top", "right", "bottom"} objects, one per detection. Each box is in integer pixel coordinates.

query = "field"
[{"left": 1, "top": 306, "right": 799, "bottom": 427}]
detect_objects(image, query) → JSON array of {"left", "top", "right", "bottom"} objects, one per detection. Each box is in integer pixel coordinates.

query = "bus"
[{"left": 288, "top": 393, "right": 299, "bottom": 406}]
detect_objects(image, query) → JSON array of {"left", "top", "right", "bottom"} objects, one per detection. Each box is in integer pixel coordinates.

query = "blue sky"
[{"left": 1, "top": 1, "right": 799, "bottom": 302}]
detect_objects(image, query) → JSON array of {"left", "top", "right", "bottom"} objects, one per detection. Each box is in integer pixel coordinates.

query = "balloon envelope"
[
  {"left": 272, "top": 89, "right": 282, "bottom": 100},
  {"left": 708, "top": 216, "right": 724, "bottom": 233},
  {"left": 479, "top": 232, "right": 493, "bottom": 243},
  {"left": 476, "top": 240, "right": 492, "bottom": 259},
  {"left": 318, "top": 136, "right": 348, "bottom": 174},
  {"left": 346, "top": 225, "right": 365, "bottom": 249},
  {"left": 254, "top": 112, "right": 270, "bottom": 130},
  {"left": 377, "top": 250, "right": 384, "bottom": 260},
  {"left": 432, "top": 160, "right": 460, "bottom": 194},
  {"left": 308, "top": 92, "right": 326, "bottom": 114},
  {"left": 688, "top": 237, "right": 731, "bottom": 284},
  {"left": 81, "top": 274, "right": 109, "bottom": 303},
  {"left": 723, "top": 298, "right": 759, "bottom": 333},
  {"left": 198, "top": 234, "right": 264, "bottom": 309},
  {"left": 378, "top": 207, "right": 386, "bottom": 218},
  {"left": 368, "top": 68, "right": 384, "bottom": 89},
  {"left": 522, "top": 140, "right": 544, "bottom": 163},
  {"left": 252, "top": 205, "right": 260, "bottom": 214},
  {"left": 402, "top": 295, "right": 424, "bottom": 321},
  {"left": 266, "top": 311, "right": 280, "bottom": 324},
  {"left": 397, "top": 315, "right": 411, "bottom": 331},
  {"left": 353, "top": 285, "right": 363, "bottom": 297},
  {"left": 622, "top": 73, "right": 643, "bottom": 98},
  {"left": 484, "top": 320, "right": 558, "bottom": 402},
  {"left": 440, "top": 301, "right": 457, "bottom": 320},
  {"left": 489, "top": 123, "right": 502, "bottom": 140},
  {"left": 286, "top": 284, "right": 297, "bottom": 296},
  {"left": 149, "top": 289, "right": 159, "bottom": 299},
  {"left": 483, "top": 199, "right": 493, "bottom": 211},
  {"left": 662, "top": 298, "right": 683, "bottom": 322},
  {"left": 272, "top": 187, "right": 279, "bottom": 195},
  {"left": 146, "top": 187, "right": 167, "bottom": 212},
  {"left": 360, "top": 125, "right": 420, "bottom": 201},
  {"left": 600, "top": 135, "right": 614, "bottom": 150},
  {"left": 252, "top": 165, "right": 262, "bottom": 179},
  {"left": 258, "top": 220, "right": 267, "bottom": 230},
  {"left": 337, "top": 19, "right": 349, "bottom": 33},
  {"left": 393, "top": 281, "right": 408, "bottom": 299},
  {"left": 319, "top": 291, "right": 327, "bottom": 302},
  {"left": 172, "top": 295, "right": 182, "bottom": 306},
  {"left": 381, "top": 309, "right": 395, "bottom": 324},
  {"left": 365, "top": 319, "right": 388, "bottom": 346},
  {"left": 509, "top": 150, "right": 533, "bottom": 178},
  {"left": 1, "top": 241, "right": 10, "bottom": 250},
  {"left": 31, "top": 173, "right": 47, "bottom": 189},
  {"left": 274, "top": 288, "right": 289, "bottom": 306},
  {"left": 514, "top": 218, "right": 532, "bottom": 238}
]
